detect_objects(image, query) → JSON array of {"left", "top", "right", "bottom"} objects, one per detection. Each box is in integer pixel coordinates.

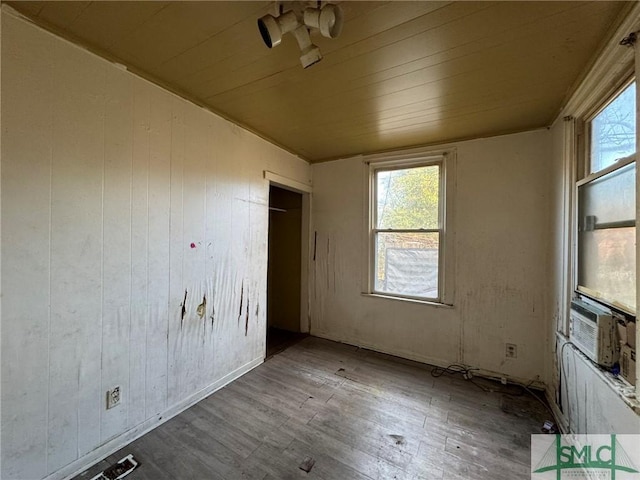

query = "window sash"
[
  {"left": 586, "top": 79, "right": 636, "bottom": 175},
  {"left": 575, "top": 158, "right": 636, "bottom": 314}
]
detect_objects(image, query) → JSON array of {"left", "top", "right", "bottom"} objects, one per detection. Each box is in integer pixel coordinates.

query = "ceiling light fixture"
[
  {"left": 257, "top": 2, "right": 343, "bottom": 69},
  {"left": 303, "top": 3, "right": 342, "bottom": 39}
]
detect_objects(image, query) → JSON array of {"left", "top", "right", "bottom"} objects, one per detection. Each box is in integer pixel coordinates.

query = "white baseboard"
[{"left": 46, "top": 357, "right": 263, "bottom": 480}]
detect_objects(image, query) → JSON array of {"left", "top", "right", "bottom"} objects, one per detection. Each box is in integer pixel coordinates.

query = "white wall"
[
  {"left": 0, "top": 10, "right": 311, "bottom": 480},
  {"left": 311, "top": 129, "right": 552, "bottom": 383}
]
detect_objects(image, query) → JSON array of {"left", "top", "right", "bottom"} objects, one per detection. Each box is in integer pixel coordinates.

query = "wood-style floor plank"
[{"left": 74, "top": 337, "right": 549, "bottom": 480}]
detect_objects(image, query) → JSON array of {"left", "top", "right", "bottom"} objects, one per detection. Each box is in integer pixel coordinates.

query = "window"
[
  {"left": 367, "top": 151, "right": 454, "bottom": 304},
  {"left": 576, "top": 80, "right": 636, "bottom": 314},
  {"left": 589, "top": 81, "right": 636, "bottom": 174}
]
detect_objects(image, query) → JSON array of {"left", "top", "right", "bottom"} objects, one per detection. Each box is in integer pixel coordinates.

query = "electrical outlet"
[
  {"left": 106, "top": 386, "right": 121, "bottom": 410},
  {"left": 505, "top": 343, "right": 517, "bottom": 358}
]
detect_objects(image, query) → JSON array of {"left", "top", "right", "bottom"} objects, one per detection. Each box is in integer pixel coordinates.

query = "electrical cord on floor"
[
  {"left": 431, "top": 363, "right": 556, "bottom": 418},
  {"left": 517, "top": 381, "right": 557, "bottom": 419},
  {"left": 431, "top": 363, "right": 515, "bottom": 393},
  {"left": 430, "top": 363, "right": 479, "bottom": 380}
]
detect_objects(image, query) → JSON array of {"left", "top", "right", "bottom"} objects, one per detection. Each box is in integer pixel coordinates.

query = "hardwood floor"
[{"left": 75, "top": 337, "right": 549, "bottom": 480}]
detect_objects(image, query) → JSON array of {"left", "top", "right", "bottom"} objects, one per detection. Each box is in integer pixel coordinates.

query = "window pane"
[
  {"left": 577, "top": 161, "right": 636, "bottom": 313},
  {"left": 376, "top": 165, "right": 439, "bottom": 229},
  {"left": 579, "top": 162, "right": 635, "bottom": 225},
  {"left": 590, "top": 82, "right": 636, "bottom": 173},
  {"left": 578, "top": 227, "right": 636, "bottom": 312},
  {"left": 375, "top": 232, "right": 439, "bottom": 298}
]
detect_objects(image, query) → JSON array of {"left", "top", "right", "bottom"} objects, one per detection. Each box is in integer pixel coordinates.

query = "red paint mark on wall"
[{"left": 190, "top": 242, "right": 196, "bottom": 249}]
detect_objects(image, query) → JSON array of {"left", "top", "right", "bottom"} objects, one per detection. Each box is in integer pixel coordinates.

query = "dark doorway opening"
[{"left": 267, "top": 185, "right": 307, "bottom": 357}]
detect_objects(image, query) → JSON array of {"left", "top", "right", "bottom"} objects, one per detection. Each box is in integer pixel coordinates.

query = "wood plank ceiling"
[{"left": 6, "top": 1, "right": 630, "bottom": 162}]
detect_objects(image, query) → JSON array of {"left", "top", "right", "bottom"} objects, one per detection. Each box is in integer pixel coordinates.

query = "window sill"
[{"left": 361, "top": 292, "right": 454, "bottom": 309}]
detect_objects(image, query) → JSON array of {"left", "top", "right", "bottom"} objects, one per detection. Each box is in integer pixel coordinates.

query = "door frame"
[{"left": 264, "top": 171, "right": 312, "bottom": 333}]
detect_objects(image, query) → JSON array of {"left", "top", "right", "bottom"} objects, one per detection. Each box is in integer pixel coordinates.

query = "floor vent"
[{"left": 90, "top": 454, "right": 139, "bottom": 480}]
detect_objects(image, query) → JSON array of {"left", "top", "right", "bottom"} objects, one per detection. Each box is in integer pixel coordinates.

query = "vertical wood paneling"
[
  {"left": 249, "top": 200, "right": 268, "bottom": 360},
  {"left": 128, "top": 78, "right": 150, "bottom": 428},
  {"left": 248, "top": 143, "right": 269, "bottom": 361},
  {"left": 48, "top": 42, "right": 104, "bottom": 468},
  {"left": 208, "top": 118, "right": 236, "bottom": 380},
  {"left": 201, "top": 116, "right": 218, "bottom": 385},
  {"left": 0, "top": 14, "right": 52, "bottom": 480},
  {"left": 182, "top": 107, "right": 208, "bottom": 395},
  {"left": 1, "top": 12, "right": 311, "bottom": 479},
  {"left": 167, "top": 98, "right": 185, "bottom": 407},
  {"left": 230, "top": 136, "right": 251, "bottom": 369},
  {"left": 101, "top": 67, "right": 133, "bottom": 442},
  {"left": 145, "top": 88, "right": 171, "bottom": 418}
]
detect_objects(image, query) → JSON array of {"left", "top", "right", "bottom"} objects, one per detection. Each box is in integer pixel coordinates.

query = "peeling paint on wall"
[
  {"left": 180, "top": 290, "right": 188, "bottom": 328},
  {"left": 557, "top": 340, "right": 640, "bottom": 433},
  {"left": 196, "top": 295, "right": 206, "bottom": 319},
  {"left": 1, "top": 11, "right": 311, "bottom": 479}
]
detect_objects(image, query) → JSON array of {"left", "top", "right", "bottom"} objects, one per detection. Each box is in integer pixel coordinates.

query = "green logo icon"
[{"left": 533, "top": 435, "right": 639, "bottom": 479}]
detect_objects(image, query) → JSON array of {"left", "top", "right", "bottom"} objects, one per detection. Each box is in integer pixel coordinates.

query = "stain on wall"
[
  {"left": 197, "top": 295, "right": 207, "bottom": 319},
  {"left": 310, "top": 130, "right": 552, "bottom": 383},
  {"left": 181, "top": 290, "right": 188, "bottom": 327},
  {"left": 0, "top": 11, "right": 311, "bottom": 480}
]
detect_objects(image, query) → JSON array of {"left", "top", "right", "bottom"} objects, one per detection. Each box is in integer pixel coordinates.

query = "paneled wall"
[
  {"left": 311, "top": 130, "right": 552, "bottom": 382},
  {"left": 0, "top": 10, "right": 310, "bottom": 480}
]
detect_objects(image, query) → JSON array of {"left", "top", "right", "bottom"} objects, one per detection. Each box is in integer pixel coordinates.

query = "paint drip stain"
[
  {"left": 238, "top": 281, "right": 244, "bottom": 325},
  {"left": 245, "top": 296, "right": 250, "bottom": 336},
  {"left": 326, "top": 237, "right": 330, "bottom": 290},
  {"left": 313, "top": 231, "right": 317, "bottom": 261},
  {"left": 244, "top": 298, "right": 249, "bottom": 337},
  {"left": 180, "top": 290, "right": 188, "bottom": 328}
]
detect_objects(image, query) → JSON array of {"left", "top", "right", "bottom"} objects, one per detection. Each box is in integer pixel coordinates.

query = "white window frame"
[
  {"left": 362, "top": 147, "right": 456, "bottom": 306},
  {"left": 559, "top": 63, "right": 635, "bottom": 335},
  {"left": 574, "top": 78, "right": 637, "bottom": 316}
]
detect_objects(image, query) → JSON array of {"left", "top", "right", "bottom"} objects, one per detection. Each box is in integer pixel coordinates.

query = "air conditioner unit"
[{"left": 570, "top": 299, "right": 619, "bottom": 367}]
